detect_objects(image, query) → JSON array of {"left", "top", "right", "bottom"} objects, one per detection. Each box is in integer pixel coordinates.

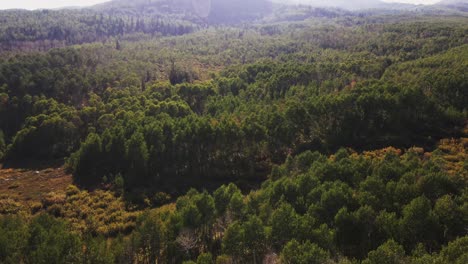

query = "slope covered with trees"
[
  {"left": 0, "top": 1, "right": 467, "bottom": 263},
  {"left": 1, "top": 14, "right": 465, "bottom": 194}
]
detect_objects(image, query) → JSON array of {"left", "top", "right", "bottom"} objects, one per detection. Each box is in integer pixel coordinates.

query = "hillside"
[
  {"left": 0, "top": 1, "right": 467, "bottom": 263},
  {"left": 0, "top": 0, "right": 466, "bottom": 51},
  {"left": 437, "top": 0, "right": 468, "bottom": 11},
  {"left": 277, "top": 0, "right": 386, "bottom": 9},
  {"left": 96, "top": 0, "right": 273, "bottom": 22}
]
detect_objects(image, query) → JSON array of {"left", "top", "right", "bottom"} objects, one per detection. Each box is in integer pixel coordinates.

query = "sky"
[
  {"left": 382, "top": 0, "right": 440, "bottom": 4},
  {"left": 0, "top": 0, "right": 443, "bottom": 10},
  {"left": 0, "top": 0, "right": 110, "bottom": 10}
]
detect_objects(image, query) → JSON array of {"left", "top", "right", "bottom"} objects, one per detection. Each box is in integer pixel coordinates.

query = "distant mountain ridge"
[
  {"left": 436, "top": 0, "right": 468, "bottom": 11},
  {"left": 94, "top": 0, "right": 468, "bottom": 15},
  {"left": 273, "top": 0, "right": 387, "bottom": 9},
  {"left": 94, "top": 0, "right": 273, "bottom": 23}
]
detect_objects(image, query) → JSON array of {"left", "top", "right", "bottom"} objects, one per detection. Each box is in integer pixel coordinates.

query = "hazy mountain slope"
[
  {"left": 96, "top": 0, "right": 272, "bottom": 23},
  {"left": 436, "top": 0, "right": 468, "bottom": 11},
  {"left": 272, "top": 0, "right": 392, "bottom": 9}
]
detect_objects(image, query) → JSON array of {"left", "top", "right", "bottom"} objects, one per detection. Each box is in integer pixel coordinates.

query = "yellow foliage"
[
  {"left": 31, "top": 186, "right": 141, "bottom": 236},
  {"left": 42, "top": 192, "right": 66, "bottom": 207},
  {"left": 0, "top": 198, "right": 23, "bottom": 214},
  {"left": 363, "top": 147, "right": 402, "bottom": 160},
  {"left": 66, "top": 185, "right": 80, "bottom": 196}
]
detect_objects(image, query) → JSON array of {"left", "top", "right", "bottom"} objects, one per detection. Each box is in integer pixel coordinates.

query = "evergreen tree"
[
  {"left": 125, "top": 132, "right": 149, "bottom": 188},
  {"left": 281, "top": 240, "right": 329, "bottom": 264},
  {"left": 72, "top": 133, "right": 103, "bottom": 186}
]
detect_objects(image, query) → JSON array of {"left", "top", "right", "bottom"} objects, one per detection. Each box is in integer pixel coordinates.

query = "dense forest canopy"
[{"left": 0, "top": 0, "right": 467, "bottom": 263}]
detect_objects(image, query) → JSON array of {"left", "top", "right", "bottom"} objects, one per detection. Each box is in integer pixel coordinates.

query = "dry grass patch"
[
  {"left": 40, "top": 186, "right": 141, "bottom": 236},
  {"left": 0, "top": 166, "right": 72, "bottom": 206}
]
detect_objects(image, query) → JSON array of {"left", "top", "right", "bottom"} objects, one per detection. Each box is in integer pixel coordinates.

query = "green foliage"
[
  {"left": 0, "top": 12, "right": 465, "bottom": 194},
  {"left": 26, "top": 214, "right": 82, "bottom": 264},
  {"left": 363, "top": 240, "right": 407, "bottom": 264},
  {"left": 213, "top": 183, "right": 241, "bottom": 216},
  {"left": 400, "top": 196, "right": 440, "bottom": 250},
  {"left": 270, "top": 202, "right": 300, "bottom": 250},
  {"left": 1, "top": 142, "right": 467, "bottom": 263},
  {"left": 169, "top": 63, "right": 195, "bottom": 85},
  {"left": 0, "top": 8, "right": 196, "bottom": 48},
  {"left": 437, "top": 236, "right": 468, "bottom": 264},
  {"left": 222, "top": 216, "right": 266, "bottom": 263},
  {"left": 113, "top": 173, "right": 125, "bottom": 196},
  {"left": 71, "top": 133, "right": 103, "bottom": 186},
  {"left": 0, "top": 4, "right": 467, "bottom": 264},
  {"left": 222, "top": 222, "right": 243, "bottom": 259},
  {"left": 82, "top": 236, "right": 115, "bottom": 264},
  {"left": 197, "top": 253, "right": 214, "bottom": 264},
  {"left": 131, "top": 211, "right": 165, "bottom": 264},
  {"left": 280, "top": 239, "right": 329, "bottom": 264},
  {"left": 125, "top": 132, "right": 149, "bottom": 188},
  {"left": 6, "top": 114, "right": 78, "bottom": 160},
  {"left": 0, "top": 215, "right": 28, "bottom": 264}
]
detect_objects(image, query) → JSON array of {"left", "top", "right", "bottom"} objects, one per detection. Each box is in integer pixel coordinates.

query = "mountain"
[
  {"left": 40, "top": 0, "right": 468, "bottom": 20},
  {"left": 436, "top": 0, "right": 468, "bottom": 11},
  {"left": 95, "top": 0, "right": 272, "bottom": 23},
  {"left": 272, "top": 0, "right": 393, "bottom": 10}
]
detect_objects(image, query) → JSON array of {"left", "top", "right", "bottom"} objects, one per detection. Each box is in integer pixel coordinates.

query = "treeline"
[
  {"left": 0, "top": 9, "right": 197, "bottom": 50},
  {"left": 1, "top": 142, "right": 467, "bottom": 263}
]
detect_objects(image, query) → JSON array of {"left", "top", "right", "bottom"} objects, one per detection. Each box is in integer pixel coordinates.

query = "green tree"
[
  {"left": 228, "top": 191, "right": 245, "bottom": 221},
  {"left": 125, "top": 131, "right": 149, "bottom": 188},
  {"left": 437, "top": 236, "right": 468, "bottom": 264},
  {"left": 83, "top": 236, "right": 115, "bottom": 264},
  {"left": 434, "top": 195, "right": 464, "bottom": 242},
  {"left": 72, "top": 133, "right": 103, "bottom": 186},
  {"left": 103, "top": 127, "right": 126, "bottom": 176},
  {"left": 0, "top": 215, "right": 28, "bottom": 264},
  {"left": 418, "top": 173, "right": 457, "bottom": 201},
  {"left": 400, "top": 196, "right": 440, "bottom": 250},
  {"left": 280, "top": 239, "right": 329, "bottom": 264},
  {"left": 271, "top": 202, "right": 300, "bottom": 250},
  {"left": 26, "top": 214, "right": 82, "bottom": 264},
  {"left": 362, "top": 240, "right": 407, "bottom": 264},
  {"left": 214, "top": 183, "right": 241, "bottom": 216},
  {"left": 197, "top": 253, "right": 213, "bottom": 264},
  {"left": 243, "top": 216, "right": 266, "bottom": 264},
  {"left": 335, "top": 206, "right": 377, "bottom": 258},
  {"left": 6, "top": 115, "right": 78, "bottom": 160},
  {"left": 132, "top": 212, "right": 164, "bottom": 264},
  {"left": 222, "top": 222, "right": 243, "bottom": 261}
]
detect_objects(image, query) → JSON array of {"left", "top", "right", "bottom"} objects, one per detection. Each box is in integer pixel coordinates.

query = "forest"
[{"left": 0, "top": 0, "right": 467, "bottom": 263}]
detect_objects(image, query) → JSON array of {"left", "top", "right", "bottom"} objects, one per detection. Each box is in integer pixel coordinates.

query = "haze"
[
  {"left": 0, "top": 0, "right": 443, "bottom": 10},
  {"left": 0, "top": 0, "right": 109, "bottom": 10}
]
